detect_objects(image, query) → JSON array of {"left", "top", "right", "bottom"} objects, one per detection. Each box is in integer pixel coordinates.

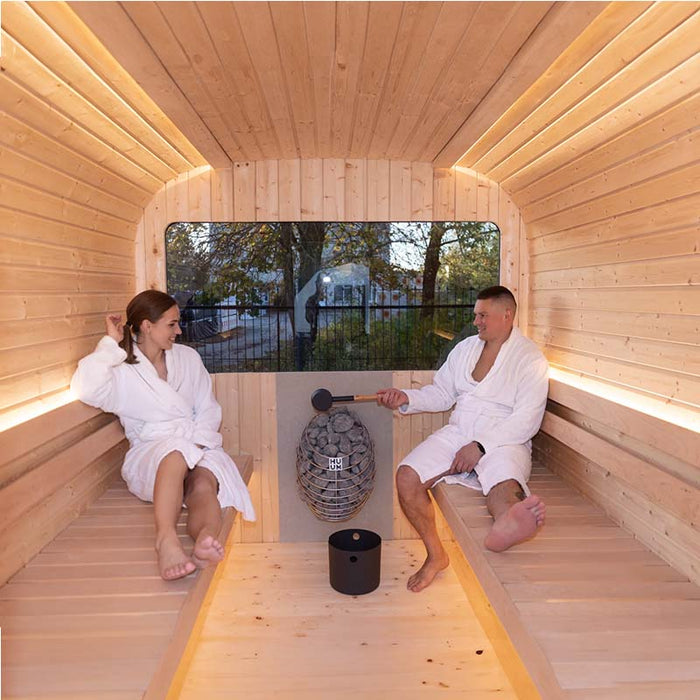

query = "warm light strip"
[
  {"left": 548, "top": 366, "right": 700, "bottom": 434},
  {"left": 0, "top": 389, "right": 76, "bottom": 433}
]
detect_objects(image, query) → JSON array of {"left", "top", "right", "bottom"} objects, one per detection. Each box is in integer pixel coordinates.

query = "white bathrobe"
[
  {"left": 399, "top": 327, "right": 549, "bottom": 495},
  {"left": 70, "top": 336, "right": 255, "bottom": 520}
]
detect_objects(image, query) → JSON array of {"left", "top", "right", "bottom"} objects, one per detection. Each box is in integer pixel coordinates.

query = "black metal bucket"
[{"left": 328, "top": 528, "right": 381, "bottom": 595}]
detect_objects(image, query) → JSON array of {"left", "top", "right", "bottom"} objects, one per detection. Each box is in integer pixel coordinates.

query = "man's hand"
[
  {"left": 105, "top": 314, "right": 124, "bottom": 343},
  {"left": 376, "top": 388, "right": 409, "bottom": 410},
  {"left": 449, "top": 441, "right": 483, "bottom": 474}
]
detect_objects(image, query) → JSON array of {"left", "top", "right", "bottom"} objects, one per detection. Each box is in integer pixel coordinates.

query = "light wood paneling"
[
  {"left": 0, "top": 1, "right": 206, "bottom": 422},
  {"left": 450, "top": 5, "right": 700, "bottom": 410},
  {"left": 137, "top": 160, "right": 522, "bottom": 295},
  {"left": 71, "top": 1, "right": 603, "bottom": 165},
  {"left": 536, "top": 378, "right": 700, "bottom": 586},
  {"left": 434, "top": 463, "right": 700, "bottom": 698},
  {"left": 212, "top": 373, "right": 279, "bottom": 544},
  {"left": 1, "top": 433, "right": 252, "bottom": 700},
  {"left": 0, "top": 400, "right": 127, "bottom": 586}
]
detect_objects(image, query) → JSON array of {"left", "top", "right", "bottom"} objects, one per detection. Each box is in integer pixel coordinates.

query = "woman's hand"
[{"left": 105, "top": 314, "right": 124, "bottom": 343}]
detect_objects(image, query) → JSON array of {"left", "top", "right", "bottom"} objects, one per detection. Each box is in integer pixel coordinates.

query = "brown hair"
[
  {"left": 476, "top": 285, "right": 517, "bottom": 312},
  {"left": 121, "top": 290, "right": 178, "bottom": 364}
]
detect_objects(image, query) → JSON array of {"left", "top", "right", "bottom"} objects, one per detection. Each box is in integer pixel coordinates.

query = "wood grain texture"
[
  {"left": 1, "top": 440, "right": 252, "bottom": 699},
  {"left": 433, "top": 463, "right": 700, "bottom": 698},
  {"left": 168, "top": 540, "right": 519, "bottom": 699}
]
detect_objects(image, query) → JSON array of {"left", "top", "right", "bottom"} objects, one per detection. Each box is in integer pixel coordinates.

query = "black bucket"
[{"left": 328, "top": 528, "right": 381, "bottom": 595}]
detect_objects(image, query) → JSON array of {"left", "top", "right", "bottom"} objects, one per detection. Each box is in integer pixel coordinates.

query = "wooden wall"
[
  {"left": 156, "top": 160, "right": 519, "bottom": 543},
  {"left": 137, "top": 159, "right": 524, "bottom": 304},
  {"left": 535, "top": 378, "right": 700, "bottom": 586},
  {"left": 454, "top": 2, "right": 700, "bottom": 411},
  {"left": 0, "top": 1, "right": 203, "bottom": 428},
  {"left": 212, "top": 370, "right": 447, "bottom": 544}
]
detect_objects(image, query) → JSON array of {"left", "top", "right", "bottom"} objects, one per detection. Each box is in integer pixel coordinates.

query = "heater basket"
[{"left": 296, "top": 407, "right": 375, "bottom": 521}]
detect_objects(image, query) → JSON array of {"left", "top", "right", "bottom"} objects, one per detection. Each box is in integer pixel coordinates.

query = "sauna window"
[{"left": 165, "top": 221, "right": 499, "bottom": 373}]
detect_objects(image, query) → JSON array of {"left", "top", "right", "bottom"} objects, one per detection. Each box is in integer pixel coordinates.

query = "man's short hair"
[{"left": 477, "top": 285, "right": 517, "bottom": 311}]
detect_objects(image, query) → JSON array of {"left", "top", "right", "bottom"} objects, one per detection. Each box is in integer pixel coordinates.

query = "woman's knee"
[
  {"left": 184, "top": 467, "right": 219, "bottom": 500},
  {"left": 156, "top": 451, "right": 189, "bottom": 480}
]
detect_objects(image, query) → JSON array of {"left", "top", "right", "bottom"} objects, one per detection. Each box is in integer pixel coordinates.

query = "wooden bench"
[
  {"left": 432, "top": 379, "right": 700, "bottom": 699},
  {"left": 0, "top": 400, "right": 253, "bottom": 699}
]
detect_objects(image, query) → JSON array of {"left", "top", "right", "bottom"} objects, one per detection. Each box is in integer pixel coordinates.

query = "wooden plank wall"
[
  {"left": 211, "top": 370, "right": 446, "bottom": 544},
  {"left": 455, "top": 3, "right": 700, "bottom": 412},
  {"left": 136, "top": 160, "right": 520, "bottom": 542},
  {"left": 534, "top": 378, "right": 700, "bottom": 586},
  {"left": 137, "top": 160, "right": 523, "bottom": 303},
  {"left": 0, "top": 400, "right": 127, "bottom": 586},
  {"left": 0, "top": 2, "right": 203, "bottom": 428}
]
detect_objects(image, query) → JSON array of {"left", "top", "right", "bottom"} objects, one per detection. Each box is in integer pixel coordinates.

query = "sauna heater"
[{"left": 296, "top": 407, "right": 375, "bottom": 521}]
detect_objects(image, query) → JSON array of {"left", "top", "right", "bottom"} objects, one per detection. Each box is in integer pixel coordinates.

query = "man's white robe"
[
  {"left": 71, "top": 336, "right": 255, "bottom": 520},
  {"left": 399, "top": 327, "right": 549, "bottom": 495}
]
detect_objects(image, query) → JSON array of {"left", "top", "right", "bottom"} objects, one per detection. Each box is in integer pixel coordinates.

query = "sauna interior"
[{"left": 1, "top": 1, "right": 699, "bottom": 698}]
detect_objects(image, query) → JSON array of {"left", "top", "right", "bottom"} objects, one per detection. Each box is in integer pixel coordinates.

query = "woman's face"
[{"left": 142, "top": 305, "right": 182, "bottom": 351}]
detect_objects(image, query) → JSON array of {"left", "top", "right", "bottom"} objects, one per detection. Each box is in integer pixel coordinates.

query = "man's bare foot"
[
  {"left": 407, "top": 550, "right": 450, "bottom": 593},
  {"left": 157, "top": 534, "right": 196, "bottom": 580},
  {"left": 484, "top": 495, "right": 546, "bottom": 552},
  {"left": 191, "top": 532, "right": 225, "bottom": 569}
]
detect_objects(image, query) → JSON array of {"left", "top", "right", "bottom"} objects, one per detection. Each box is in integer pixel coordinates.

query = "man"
[{"left": 377, "top": 286, "right": 549, "bottom": 592}]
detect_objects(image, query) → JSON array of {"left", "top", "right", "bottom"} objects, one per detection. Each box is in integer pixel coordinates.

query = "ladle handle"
[{"left": 352, "top": 394, "right": 378, "bottom": 402}]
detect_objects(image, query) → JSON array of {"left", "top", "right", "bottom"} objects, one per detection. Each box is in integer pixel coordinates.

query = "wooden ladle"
[{"left": 311, "top": 388, "right": 377, "bottom": 412}]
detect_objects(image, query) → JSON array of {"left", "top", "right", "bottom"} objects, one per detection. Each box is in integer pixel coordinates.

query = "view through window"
[{"left": 165, "top": 221, "right": 499, "bottom": 372}]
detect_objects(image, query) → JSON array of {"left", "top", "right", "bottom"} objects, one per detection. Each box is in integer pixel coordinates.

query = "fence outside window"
[{"left": 178, "top": 285, "right": 478, "bottom": 373}]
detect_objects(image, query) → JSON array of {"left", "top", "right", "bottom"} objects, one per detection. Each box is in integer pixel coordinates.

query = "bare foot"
[
  {"left": 484, "top": 495, "right": 546, "bottom": 552},
  {"left": 191, "top": 532, "right": 225, "bottom": 569},
  {"left": 407, "top": 549, "right": 450, "bottom": 593},
  {"left": 157, "top": 534, "right": 196, "bottom": 580}
]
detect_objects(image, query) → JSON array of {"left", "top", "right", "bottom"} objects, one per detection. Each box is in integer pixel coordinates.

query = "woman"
[{"left": 71, "top": 290, "right": 255, "bottom": 580}]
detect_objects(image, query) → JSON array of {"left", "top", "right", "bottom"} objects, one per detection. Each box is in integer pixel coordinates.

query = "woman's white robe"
[
  {"left": 399, "top": 327, "right": 549, "bottom": 495},
  {"left": 70, "top": 336, "right": 255, "bottom": 521}
]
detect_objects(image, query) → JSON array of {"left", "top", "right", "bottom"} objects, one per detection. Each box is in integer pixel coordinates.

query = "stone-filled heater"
[{"left": 296, "top": 407, "right": 375, "bottom": 521}]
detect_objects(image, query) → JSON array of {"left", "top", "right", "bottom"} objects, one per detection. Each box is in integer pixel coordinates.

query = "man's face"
[{"left": 473, "top": 298, "right": 513, "bottom": 342}]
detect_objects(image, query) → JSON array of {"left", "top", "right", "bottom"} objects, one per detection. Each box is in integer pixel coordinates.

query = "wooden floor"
[{"left": 170, "top": 540, "right": 519, "bottom": 699}]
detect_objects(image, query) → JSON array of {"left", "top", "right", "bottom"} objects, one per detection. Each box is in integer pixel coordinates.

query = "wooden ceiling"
[{"left": 68, "top": 1, "right": 607, "bottom": 168}]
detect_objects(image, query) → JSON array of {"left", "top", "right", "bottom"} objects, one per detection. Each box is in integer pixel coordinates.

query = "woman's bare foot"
[
  {"left": 156, "top": 533, "right": 196, "bottom": 580},
  {"left": 407, "top": 549, "right": 450, "bottom": 593},
  {"left": 484, "top": 494, "right": 546, "bottom": 552},
  {"left": 191, "top": 532, "right": 225, "bottom": 569}
]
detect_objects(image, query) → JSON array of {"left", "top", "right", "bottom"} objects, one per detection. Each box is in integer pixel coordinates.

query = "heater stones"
[{"left": 296, "top": 407, "right": 375, "bottom": 521}]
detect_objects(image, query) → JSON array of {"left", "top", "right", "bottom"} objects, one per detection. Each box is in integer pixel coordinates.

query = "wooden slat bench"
[
  {"left": 433, "top": 380, "right": 700, "bottom": 699},
  {"left": 0, "top": 401, "right": 253, "bottom": 699}
]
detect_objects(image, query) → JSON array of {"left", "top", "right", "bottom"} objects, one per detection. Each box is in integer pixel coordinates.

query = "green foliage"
[
  {"left": 438, "top": 224, "right": 499, "bottom": 290},
  {"left": 301, "top": 306, "right": 476, "bottom": 372},
  {"left": 167, "top": 219, "right": 497, "bottom": 372}
]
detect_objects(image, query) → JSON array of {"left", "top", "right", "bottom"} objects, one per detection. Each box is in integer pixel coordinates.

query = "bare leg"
[
  {"left": 396, "top": 465, "right": 449, "bottom": 592},
  {"left": 154, "top": 451, "right": 196, "bottom": 580},
  {"left": 484, "top": 479, "right": 546, "bottom": 552},
  {"left": 184, "top": 467, "right": 225, "bottom": 569}
]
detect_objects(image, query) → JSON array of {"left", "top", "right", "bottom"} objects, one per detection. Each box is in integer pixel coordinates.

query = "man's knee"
[
  {"left": 396, "top": 464, "right": 424, "bottom": 496},
  {"left": 487, "top": 479, "right": 526, "bottom": 501}
]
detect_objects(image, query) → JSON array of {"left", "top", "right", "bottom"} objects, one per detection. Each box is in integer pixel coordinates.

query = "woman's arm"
[{"left": 70, "top": 316, "right": 127, "bottom": 413}]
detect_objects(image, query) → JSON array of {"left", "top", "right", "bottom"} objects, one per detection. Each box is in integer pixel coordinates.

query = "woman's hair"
[{"left": 121, "top": 290, "right": 177, "bottom": 364}]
